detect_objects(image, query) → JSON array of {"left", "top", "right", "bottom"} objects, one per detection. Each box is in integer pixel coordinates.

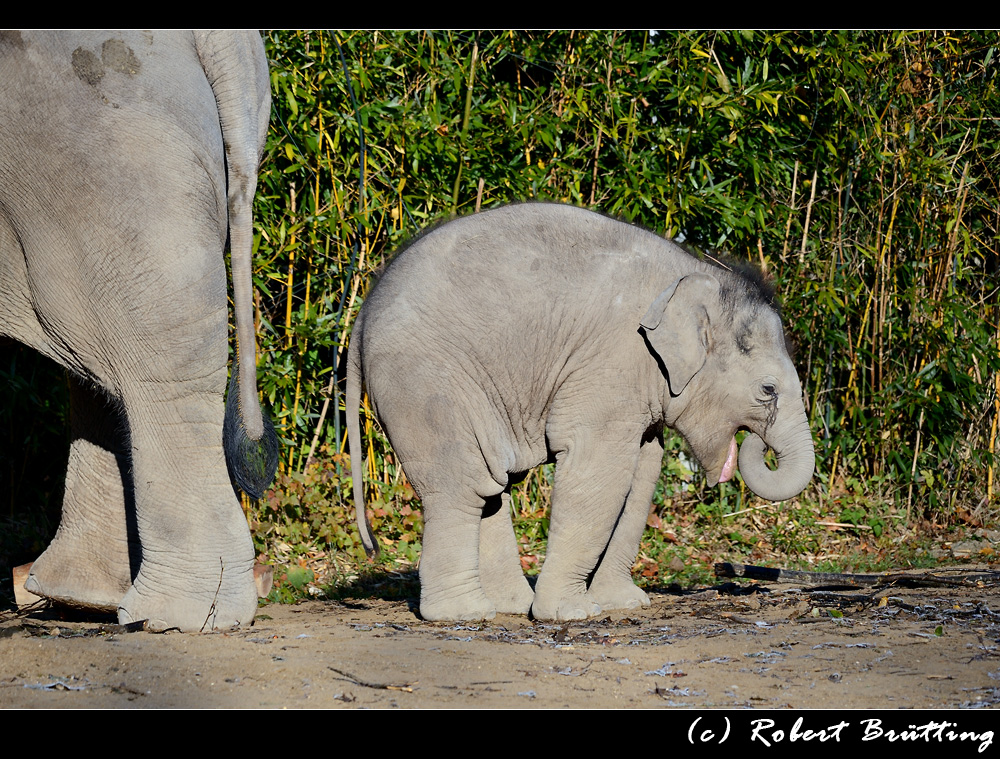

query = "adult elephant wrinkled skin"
[
  {"left": 0, "top": 31, "right": 278, "bottom": 631},
  {"left": 348, "top": 203, "right": 814, "bottom": 623}
]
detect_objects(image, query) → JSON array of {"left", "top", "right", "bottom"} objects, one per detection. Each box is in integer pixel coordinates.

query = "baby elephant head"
[{"left": 640, "top": 270, "right": 814, "bottom": 502}]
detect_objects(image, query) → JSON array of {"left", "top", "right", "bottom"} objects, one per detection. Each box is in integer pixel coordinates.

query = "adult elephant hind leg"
[
  {"left": 586, "top": 434, "right": 663, "bottom": 612},
  {"left": 478, "top": 489, "right": 533, "bottom": 615},
  {"left": 116, "top": 383, "right": 257, "bottom": 632},
  {"left": 110, "top": 206, "right": 257, "bottom": 631},
  {"left": 25, "top": 376, "right": 136, "bottom": 611}
]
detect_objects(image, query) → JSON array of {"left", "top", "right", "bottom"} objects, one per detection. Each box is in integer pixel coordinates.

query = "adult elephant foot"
[
  {"left": 485, "top": 579, "right": 535, "bottom": 615},
  {"left": 114, "top": 455, "right": 260, "bottom": 631},
  {"left": 26, "top": 530, "right": 131, "bottom": 613},
  {"left": 25, "top": 378, "right": 134, "bottom": 611},
  {"left": 118, "top": 554, "right": 257, "bottom": 632}
]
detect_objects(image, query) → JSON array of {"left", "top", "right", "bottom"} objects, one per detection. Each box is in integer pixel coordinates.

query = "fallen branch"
[
  {"left": 714, "top": 562, "right": 1000, "bottom": 589},
  {"left": 329, "top": 667, "right": 415, "bottom": 692}
]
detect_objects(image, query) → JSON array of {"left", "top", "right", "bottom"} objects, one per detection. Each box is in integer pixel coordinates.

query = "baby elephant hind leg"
[
  {"left": 478, "top": 489, "right": 534, "bottom": 615},
  {"left": 415, "top": 476, "right": 499, "bottom": 622}
]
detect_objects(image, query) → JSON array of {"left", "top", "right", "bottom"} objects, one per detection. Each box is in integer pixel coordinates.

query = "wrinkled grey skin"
[
  {"left": 0, "top": 31, "right": 276, "bottom": 631},
  {"left": 348, "top": 203, "right": 814, "bottom": 623}
]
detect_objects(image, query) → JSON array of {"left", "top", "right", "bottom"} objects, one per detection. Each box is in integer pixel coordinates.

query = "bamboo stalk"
[
  {"left": 284, "top": 181, "right": 297, "bottom": 350},
  {"left": 366, "top": 406, "right": 377, "bottom": 485},
  {"left": 274, "top": 182, "right": 299, "bottom": 474},
  {"left": 845, "top": 187, "right": 900, "bottom": 409},
  {"left": 798, "top": 168, "right": 818, "bottom": 265},
  {"left": 989, "top": 329, "right": 999, "bottom": 504},
  {"left": 935, "top": 161, "right": 969, "bottom": 302},
  {"left": 829, "top": 180, "right": 901, "bottom": 495},
  {"left": 302, "top": 48, "right": 370, "bottom": 473},
  {"left": 906, "top": 406, "right": 926, "bottom": 518},
  {"left": 288, "top": 145, "right": 324, "bottom": 471},
  {"left": 555, "top": 31, "right": 574, "bottom": 120},
  {"left": 451, "top": 40, "right": 478, "bottom": 212},
  {"left": 303, "top": 237, "right": 366, "bottom": 470},
  {"left": 811, "top": 182, "right": 842, "bottom": 474},
  {"left": 588, "top": 127, "right": 603, "bottom": 207}
]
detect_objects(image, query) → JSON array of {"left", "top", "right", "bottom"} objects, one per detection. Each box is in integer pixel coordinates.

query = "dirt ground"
[{"left": 2, "top": 567, "right": 1000, "bottom": 711}]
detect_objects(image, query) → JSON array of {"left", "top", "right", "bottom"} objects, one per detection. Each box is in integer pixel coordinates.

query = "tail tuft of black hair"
[{"left": 223, "top": 372, "right": 279, "bottom": 500}]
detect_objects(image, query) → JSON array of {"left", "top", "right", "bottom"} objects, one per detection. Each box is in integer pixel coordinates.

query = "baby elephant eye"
[{"left": 762, "top": 383, "right": 777, "bottom": 396}]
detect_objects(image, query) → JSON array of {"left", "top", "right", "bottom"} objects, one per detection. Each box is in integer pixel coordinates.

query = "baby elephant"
[{"left": 347, "top": 203, "right": 813, "bottom": 622}]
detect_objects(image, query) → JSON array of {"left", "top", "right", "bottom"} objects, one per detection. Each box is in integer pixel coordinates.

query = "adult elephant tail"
[
  {"left": 346, "top": 321, "right": 379, "bottom": 558},
  {"left": 197, "top": 31, "right": 279, "bottom": 499},
  {"left": 737, "top": 398, "right": 815, "bottom": 502}
]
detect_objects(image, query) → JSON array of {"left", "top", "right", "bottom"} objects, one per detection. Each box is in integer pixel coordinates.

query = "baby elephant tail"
[{"left": 347, "top": 329, "right": 379, "bottom": 558}]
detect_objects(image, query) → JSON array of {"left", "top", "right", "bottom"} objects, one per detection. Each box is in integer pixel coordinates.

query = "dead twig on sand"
[{"left": 329, "top": 667, "right": 415, "bottom": 692}]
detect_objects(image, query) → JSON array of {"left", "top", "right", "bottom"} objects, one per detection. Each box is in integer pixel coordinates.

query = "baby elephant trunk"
[{"left": 737, "top": 406, "right": 815, "bottom": 502}]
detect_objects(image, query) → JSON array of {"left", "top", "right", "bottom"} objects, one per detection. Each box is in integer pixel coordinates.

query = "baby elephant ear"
[{"left": 640, "top": 273, "right": 720, "bottom": 395}]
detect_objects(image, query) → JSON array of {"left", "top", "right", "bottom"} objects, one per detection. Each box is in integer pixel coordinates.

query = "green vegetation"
[{"left": 4, "top": 31, "right": 999, "bottom": 602}]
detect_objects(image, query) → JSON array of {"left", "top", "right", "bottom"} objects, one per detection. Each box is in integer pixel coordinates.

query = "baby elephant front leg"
[
  {"left": 587, "top": 435, "right": 663, "bottom": 611},
  {"left": 531, "top": 443, "right": 638, "bottom": 621}
]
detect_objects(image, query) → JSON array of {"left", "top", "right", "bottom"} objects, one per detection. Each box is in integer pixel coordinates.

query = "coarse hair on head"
[
  {"left": 701, "top": 251, "right": 780, "bottom": 319},
  {"left": 699, "top": 250, "right": 796, "bottom": 358}
]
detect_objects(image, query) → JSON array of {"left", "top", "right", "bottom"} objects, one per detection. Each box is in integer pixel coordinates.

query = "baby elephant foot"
[
  {"left": 481, "top": 574, "right": 534, "bottom": 615},
  {"left": 530, "top": 591, "right": 602, "bottom": 622},
  {"left": 587, "top": 580, "right": 650, "bottom": 613},
  {"left": 492, "top": 584, "right": 534, "bottom": 615},
  {"left": 419, "top": 587, "right": 497, "bottom": 622}
]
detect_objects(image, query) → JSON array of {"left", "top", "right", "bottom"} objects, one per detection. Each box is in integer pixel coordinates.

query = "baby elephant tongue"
[{"left": 718, "top": 436, "right": 738, "bottom": 483}]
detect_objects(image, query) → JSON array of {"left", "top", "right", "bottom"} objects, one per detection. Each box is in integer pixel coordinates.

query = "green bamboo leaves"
[{"left": 161, "top": 31, "right": 1000, "bottom": 573}]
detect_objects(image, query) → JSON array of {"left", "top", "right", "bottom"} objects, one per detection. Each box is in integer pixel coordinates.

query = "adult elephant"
[{"left": 0, "top": 31, "right": 278, "bottom": 631}]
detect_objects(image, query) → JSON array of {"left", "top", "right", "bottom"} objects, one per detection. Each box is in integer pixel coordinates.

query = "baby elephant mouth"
[{"left": 718, "top": 436, "right": 738, "bottom": 483}]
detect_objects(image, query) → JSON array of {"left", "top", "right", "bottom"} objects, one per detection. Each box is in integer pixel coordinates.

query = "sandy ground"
[{"left": 2, "top": 568, "right": 999, "bottom": 714}]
